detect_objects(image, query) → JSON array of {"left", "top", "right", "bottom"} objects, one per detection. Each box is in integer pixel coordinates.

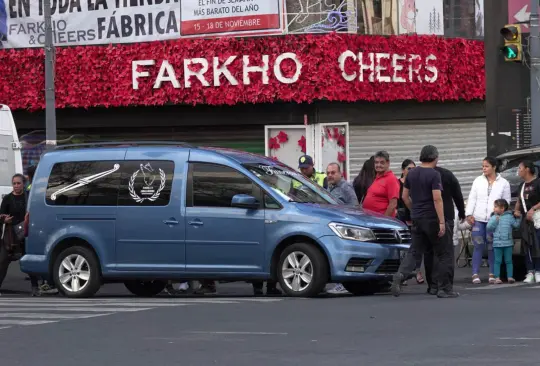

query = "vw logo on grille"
[{"left": 394, "top": 230, "right": 402, "bottom": 244}]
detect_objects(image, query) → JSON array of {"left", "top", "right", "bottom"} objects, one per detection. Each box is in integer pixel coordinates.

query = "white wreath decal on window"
[{"left": 128, "top": 169, "right": 166, "bottom": 203}]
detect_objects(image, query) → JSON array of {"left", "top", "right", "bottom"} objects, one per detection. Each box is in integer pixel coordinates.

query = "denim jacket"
[{"left": 486, "top": 211, "right": 521, "bottom": 248}]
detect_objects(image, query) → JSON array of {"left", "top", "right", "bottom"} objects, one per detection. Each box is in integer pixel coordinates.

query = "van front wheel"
[
  {"left": 124, "top": 280, "right": 167, "bottom": 297},
  {"left": 53, "top": 246, "right": 101, "bottom": 298},
  {"left": 277, "top": 243, "right": 329, "bottom": 297}
]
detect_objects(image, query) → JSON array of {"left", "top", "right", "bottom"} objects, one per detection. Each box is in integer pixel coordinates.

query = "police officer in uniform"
[{"left": 297, "top": 155, "right": 328, "bottom": 189}]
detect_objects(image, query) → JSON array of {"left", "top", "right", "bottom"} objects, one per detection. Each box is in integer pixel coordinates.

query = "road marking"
[
  {"left": 186, "top": 331, "right": 288, "bottom": 335},
  {"left": 0, "top": 326, "right": 12, "bottom": 330},
  {"left": 524, "top": 285, "right": 540, "bottom": 289},
  {"left": 0, "top": 313, "right": 112, "bottom": 319},
  {"left": 0, "top": 319, "right": 57, "bottom": 325},
  {"left": 463, "top": 283, "right": 529, "bottom": 290},
  {"left": 0, "top": 298, "right": 281, "bottom": 303},
  {"left": 0, "top": 301, "right": 200, "bottom": 307},
  {"left": 498, "top": 337, "right": 540, "bottom": 340},
  {"left": 0, "top": 307, "right": 153, "bottom": 312}
]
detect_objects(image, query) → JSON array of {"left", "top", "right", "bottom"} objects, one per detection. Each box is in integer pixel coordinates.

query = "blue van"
[{"left": 21, "top": 142, "right": 411, "bottom": 298}]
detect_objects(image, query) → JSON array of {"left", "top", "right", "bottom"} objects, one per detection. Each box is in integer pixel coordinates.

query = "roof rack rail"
[{"left": 55, "top": 141, "right": 195, "bottom": 150}]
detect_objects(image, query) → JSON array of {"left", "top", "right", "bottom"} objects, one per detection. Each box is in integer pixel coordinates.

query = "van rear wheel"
[
  {"left": 53, "top": 246, "right": 101, "bottom": 298},
  {"left": 277, "top": 242, "right": 329, "bottom": 297},
  {"left": 124, "top": 280, "right": 167, "bottom": 297}
]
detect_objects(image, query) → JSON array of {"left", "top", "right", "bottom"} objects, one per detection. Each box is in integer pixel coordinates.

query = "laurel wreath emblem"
[{"left": 128, "top": 168, "right": 166, "bottom": 203}]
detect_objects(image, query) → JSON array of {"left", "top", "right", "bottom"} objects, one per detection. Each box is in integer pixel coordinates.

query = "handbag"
[{"left": 520, "top": 183, "right": 540, "bottom": 229}]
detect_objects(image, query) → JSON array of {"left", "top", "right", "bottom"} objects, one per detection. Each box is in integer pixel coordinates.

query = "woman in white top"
[{"left": 465, "top": 157, "right": 511, "bottom": 284}]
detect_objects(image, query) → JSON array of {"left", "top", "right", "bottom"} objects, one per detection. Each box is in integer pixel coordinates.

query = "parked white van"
[{"left": 0, "top": 105, "right": 23, "bottom": 203}]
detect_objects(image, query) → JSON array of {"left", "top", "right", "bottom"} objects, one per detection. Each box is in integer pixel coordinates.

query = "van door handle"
[
  {"left": 188, "top": 220, "right": 204, "bottom": 227},
  {"left": 163, "top": 218, "right": 179, "bottom": 226}
]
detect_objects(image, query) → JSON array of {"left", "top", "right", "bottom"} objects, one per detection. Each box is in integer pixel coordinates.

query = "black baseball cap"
[{"left": 298, "top": 155, "right": 314, "bottom": 169}]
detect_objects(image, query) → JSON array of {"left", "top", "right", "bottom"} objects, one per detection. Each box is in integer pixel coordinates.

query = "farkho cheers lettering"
[
  {"left": 131, "top": 50, "right": 439, "bottom": 89},
  {"left": 132, "top": 53, "right": 303, "bottom": 89}
]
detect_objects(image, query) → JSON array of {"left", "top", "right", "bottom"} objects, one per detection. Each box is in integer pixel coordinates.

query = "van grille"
[
  {"left": 371, "top": 229, "right": 412, "bottom": 244},
  {"left": 375, "top": 259, "right": 401, "bottom": 274}
]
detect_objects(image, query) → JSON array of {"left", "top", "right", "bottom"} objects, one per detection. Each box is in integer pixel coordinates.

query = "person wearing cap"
[{"left": 297, "top": 155, "right": 328, "bottom": 189}]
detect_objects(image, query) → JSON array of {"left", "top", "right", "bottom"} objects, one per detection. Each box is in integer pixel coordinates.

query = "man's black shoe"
[
  {"left": 391, "top": 273, "right": 404, "bottom": 297},
  {"left": 437, "top": 290, "right": 459, "bottom": 298},
  {"left": 427, "top": 288, "right": 438, "bottom": 295}
]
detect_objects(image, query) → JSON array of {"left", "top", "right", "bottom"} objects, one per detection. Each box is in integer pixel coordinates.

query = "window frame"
[{"left": 186, "top": 162, "right": 268, "bottom": 209}]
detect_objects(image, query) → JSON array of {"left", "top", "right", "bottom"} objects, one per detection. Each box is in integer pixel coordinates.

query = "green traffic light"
[{"left": 502, "top": 45, "right": 519, "bottom": 59}]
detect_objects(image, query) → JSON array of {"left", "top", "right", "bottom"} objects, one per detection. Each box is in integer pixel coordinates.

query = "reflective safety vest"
[{"left": 292, "top": 171, "right": 328, "bottom": 189}]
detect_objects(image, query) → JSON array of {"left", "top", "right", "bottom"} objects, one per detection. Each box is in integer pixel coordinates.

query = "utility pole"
[
  {"left": 43, "top": 0, "right": 57, "bottom": 151},
  {"left": 530, "top": 0, "right": 540, "bottom": 146}
]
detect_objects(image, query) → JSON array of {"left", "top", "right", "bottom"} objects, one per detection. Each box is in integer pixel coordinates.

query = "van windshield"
[{"left": 243, "top": 164, "right": 338, "bottom": 205}]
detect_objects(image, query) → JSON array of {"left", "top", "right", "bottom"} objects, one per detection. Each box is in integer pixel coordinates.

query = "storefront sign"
[
  {"left": 180, "top": 0, "right": 284, "bottom": 37},
  {"left": 0, "top": 33, "right": 485, "bottom": 110},
  {"left": 0, "top": 0, "right": 180, "bottom": 49}
]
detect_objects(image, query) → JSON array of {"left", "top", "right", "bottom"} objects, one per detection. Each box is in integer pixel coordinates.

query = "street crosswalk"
[
  {"left": 462, "top": 282, "right": 540, "bottom": 290},
  {"left": 0, "top": 297, "right": 285, "bottom": 330}
]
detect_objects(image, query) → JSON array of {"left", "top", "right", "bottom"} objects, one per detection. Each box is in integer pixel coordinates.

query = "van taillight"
[{"left": 24, "top": 212, "right": 29, "bottom": 237}]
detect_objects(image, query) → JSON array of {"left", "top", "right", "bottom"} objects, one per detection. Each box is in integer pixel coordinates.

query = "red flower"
[
  {"left": 268, "top": 137, "right": 280, "bottom": 150},
  {"left": 338, "top": 152, "right": 346, "bottom": 163},
  {"left": 277, "top": 131, "right": 289, "bottom": 144},
  {"left": 0, "top": 34, "right": 485, "bottom": 111},
  {"left": 337, "top": 134, "right": 346, "bottom": 148},
  {"left": 333, "top": 127, "right": 339, "bottom": 139},
  {"left": 298, "top": 135, "right": 306, "bottom": 153}
]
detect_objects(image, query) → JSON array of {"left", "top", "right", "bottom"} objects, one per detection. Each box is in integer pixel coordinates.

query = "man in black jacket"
[{"left": 423, "top": 166, "right": 466, "bottom": 294}]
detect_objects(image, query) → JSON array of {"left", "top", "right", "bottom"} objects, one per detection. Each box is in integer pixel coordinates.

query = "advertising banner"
[
  {"left": 180, "top": 0, "right": 284, "bottom": 37},
  {"left": 0, "top": 0, "right": 180, "bottom": 49}
]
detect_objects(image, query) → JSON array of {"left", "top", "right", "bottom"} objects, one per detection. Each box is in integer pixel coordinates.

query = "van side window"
[
  {"left": 46, "top": 161, "right": 121, "bottom": 206},
  {"left": 118, "top": 160, "right": 175, "bottom": 206},
  {"left": 189, "top": 163, "right": 255, "bottom": 208}
]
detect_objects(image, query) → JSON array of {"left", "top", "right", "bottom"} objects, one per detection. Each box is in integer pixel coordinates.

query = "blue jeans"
[{"left": 472, "top": 221, "right": 494, "bottom": 275}]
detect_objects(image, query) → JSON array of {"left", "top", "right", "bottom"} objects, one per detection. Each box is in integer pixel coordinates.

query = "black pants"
[
  {"left": 424, "top": 221, "right": 455, "bottom": 291},
  {"left": 397, "top": 219, "right": 454, "bottom": 292},
  {"left": 252, "top": 280, "right": 278, "bottom": 291},
  {"left": 0, "top": 244, "right": 38, "bottom": 289}
]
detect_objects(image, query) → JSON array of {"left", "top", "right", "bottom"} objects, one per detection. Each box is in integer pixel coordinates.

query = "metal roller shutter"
[{"left": 349, "top": 119, "right": 487, "bottom": 196}]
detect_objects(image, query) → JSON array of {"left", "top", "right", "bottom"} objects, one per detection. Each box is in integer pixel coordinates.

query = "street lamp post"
[
  {"left": 529, "top": 0, "right": 540, "bottom": 146},
  {"left": 43, "top": 0, "right": 57, "bottom": 152}
]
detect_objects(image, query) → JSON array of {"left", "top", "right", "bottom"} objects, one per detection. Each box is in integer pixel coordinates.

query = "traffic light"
[{"left": 500, "top": 24, "right": 522, "bottom": 62}]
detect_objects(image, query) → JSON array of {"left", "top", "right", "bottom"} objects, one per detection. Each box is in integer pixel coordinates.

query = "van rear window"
[
  {"left": 46, "top": 160, "right": 174, "bottom": 206},
  {"left": 46, "top": 162, "right": 122, "bottom": 206}
]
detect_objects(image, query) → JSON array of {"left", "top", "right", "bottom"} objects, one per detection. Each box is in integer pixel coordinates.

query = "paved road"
[{"left": 0, "top": 266, "right": 539, "bottom": 366}]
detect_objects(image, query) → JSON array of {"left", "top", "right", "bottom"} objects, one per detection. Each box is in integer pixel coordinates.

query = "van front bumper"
[
  {"left": 318, "top": 235, "right": 410, "bottom": 282},
  {"left": 20, "top": 254, "right": 49, "bottom": 276}
]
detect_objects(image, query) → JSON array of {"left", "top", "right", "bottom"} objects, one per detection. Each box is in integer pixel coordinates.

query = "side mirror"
[{"left": 231, "top": 194, "right": 259, "bottom": 209}]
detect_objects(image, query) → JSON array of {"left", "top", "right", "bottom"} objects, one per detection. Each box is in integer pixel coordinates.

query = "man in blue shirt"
[{"left": 390, "top": 145, "right": 458, "bottom": 298}]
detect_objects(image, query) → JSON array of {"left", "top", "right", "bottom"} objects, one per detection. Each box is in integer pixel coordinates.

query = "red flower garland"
[
  {"left": 268, "top": 131, "right": 289, "bottom": 151},
  {"left": 298, "top": 135, "right": 306, "bottom": 153},
  {"left": 0, "top": 33, "right": 485, "bottom": 111}
]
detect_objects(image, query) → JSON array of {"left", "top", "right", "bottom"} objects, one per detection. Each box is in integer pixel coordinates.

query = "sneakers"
[
  {"left": 437, "top": 290, "right": 459, "bottom": 298},
  {"left": 391, "top": 273, "right": 404, "bottom": 297},
  {"left": 488, "top": 275, "right": 496, "bottom": 284},
  {"left": 472, "top": 274, "right": 481, "bottom": 284},
  {"left": 327, "top": 283, "right": 349, "bottom": 295},
  {"left": 535, "top": 272, "right": 540, "bottom": 283},
  {"left": 495, "top": 278, "right": 503, "bottom": 284},
  {"left": 524, "top": 272, "right": 535, "bottom": 284},
  {"left": 508, "top": 277, "right": 516, "bottom": 284}
]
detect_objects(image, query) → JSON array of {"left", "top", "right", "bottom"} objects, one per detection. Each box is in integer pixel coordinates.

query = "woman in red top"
[{"left": 362, "top": 151, "right": 400, "bottom": 217}]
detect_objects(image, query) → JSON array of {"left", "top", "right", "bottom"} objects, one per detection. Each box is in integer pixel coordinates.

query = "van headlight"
[{"left": 328, "top": 223, "right": 376, "bottom": 242}]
